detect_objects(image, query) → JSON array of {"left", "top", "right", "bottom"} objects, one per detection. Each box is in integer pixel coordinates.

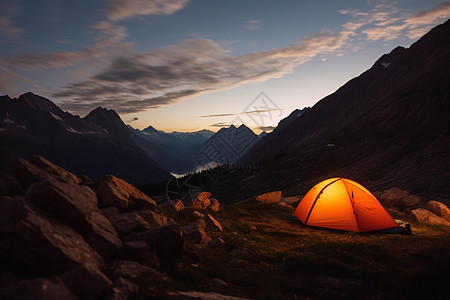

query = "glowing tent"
[{"left": 293, "top": 178, "right": 398, "bottom": 232}]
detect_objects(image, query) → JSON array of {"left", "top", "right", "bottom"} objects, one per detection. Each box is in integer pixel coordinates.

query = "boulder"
[
  {"left": 123, "top": 240, "right": 160, "bottom": 267},
  {"left": 192, "top": 192, "right": 211, "bottom": 210},
  {"left": 426, "top": 201, "right": 450, "bottom": 222},
  {"left": 0, "top": 196, "right": 104, "bottom": 275},
  {"left": 0, "top": 170, "right": 24, "bottom": 196},
  {"left": 97, "top": 175, "right": 156, "bottom": 211},
  {"left": 396, "top": 195, "right": 421, "bottom": 208},
  {"left": 411, "top": 208, "right": 450, "bottom": 225},
  {"left": 27, "top": 178, "right": 122, "bottom": 257},
  {"left": 108, "top": 277, "right": 139, "bottom": 300},
  {"left": 205, "top": 214, "right": 223, "bottom": 231},
  {"left": 78, "top": 174, "right": 94, "bottom": 186},
  {"left": 196, "top": 218, "right": 207, "bottom": 228},
  {"left": 144, "top": 224, "right": 185, "bottom": 260},
  {"left": 174, "top": 199, "right": 185, "bottom": 211},
  {"left": 112, "top": 260, "right": 172, "bottom": 286},
  {"left": 380, "top": 188, "right": 409, "bottom": 206},
  {"left": 29, "top": 156, "right": 81, "bottom": 185},
  {"left": 0, "top": 277, "right": 78, "bottom": 300},
  {"left": 136, "top": 209, "right": 169, "bottom": 227},
  {"left": 112, "top": 212, "right": 152, "bottom": 235},
  {"left": 9, "top": 157, "right": 54, "bottom": 189},
  {"left": 255, "top": 191, "right": 282, "bottom": 204},
  {"left": 210, "top": 198, "right": 220, "bottom": 212},
  {"left": 182, "top": 223, "right": 211, "bottom": 245},
  {"left": 62, "top": 265, "right": 112, "bottom": 300},
  {"left": 101, "top": 206, "right": 121, "bottom": 223}
]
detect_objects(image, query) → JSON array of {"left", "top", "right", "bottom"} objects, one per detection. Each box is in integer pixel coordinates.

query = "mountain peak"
[{"left": 18, "top": 92, "right": 62, "bottom": 114}]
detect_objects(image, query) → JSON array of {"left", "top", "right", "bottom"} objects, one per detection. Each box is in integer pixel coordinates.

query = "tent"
[{"left": 293, "top": 178, "right": 398, "bottom": 232}]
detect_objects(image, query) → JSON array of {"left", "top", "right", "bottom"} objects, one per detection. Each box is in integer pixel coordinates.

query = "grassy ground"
[{"left": 154, "top": 201, "right": 450, "bottom": 299}]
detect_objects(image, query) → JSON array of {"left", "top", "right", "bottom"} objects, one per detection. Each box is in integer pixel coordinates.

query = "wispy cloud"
[
  {"left": 200, "top": 108, "right": 282, "bottom": 118},
  {"left": 55, "top": 32, "right": 348, "bottom": 114},
  {"left": 244, "top": 19, "right": 260, "bottom": 31},
  {"left": 107, "top": 0, "right": 190, "bottom": 21},
  {"left": 210, "top": 122, "right": 231, "bottom": 128},
  {"left": 341, "top": 1, "right": 450, "bottom": 42},
  {"left": 0, "top": 1, "right": 23, "bottom": 38},
  {"left": 256, "top": 126, "right": 276, "bottom": 132}
]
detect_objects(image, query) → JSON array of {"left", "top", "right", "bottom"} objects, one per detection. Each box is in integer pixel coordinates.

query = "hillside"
[{"left": 240, "top": 19, "right": 450, "bottom": 197}]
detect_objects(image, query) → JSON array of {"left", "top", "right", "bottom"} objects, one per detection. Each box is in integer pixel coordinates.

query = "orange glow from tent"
[{"left": 294, "top": 178, "right": 398, "bottom": 232}]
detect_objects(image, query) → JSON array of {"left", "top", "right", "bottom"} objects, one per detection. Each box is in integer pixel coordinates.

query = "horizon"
[{"left": 1, "top": 0, "right": 449, "bottom": 133}]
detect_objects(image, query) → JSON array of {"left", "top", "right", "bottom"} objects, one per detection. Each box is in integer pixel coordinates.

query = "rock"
[
  {"left": 123, "top": 240, "right": 160, "bottom": 267},
  {"left": 210, "top": 237, "right": 226, "bottom": 248},
  {"left": 380, "top": 188, "right": 409, "bottom": 206},
  {"left": 182, "top": 223, "right": 211, "bottom": 245},
  {"left": 411, "top": 208, "right": 450, "bottom": 225},
  {"left": 396, "top": 195, "right": 421, "bottom": 208},
  {"left": 208, "top": 278, "right": 228, "bottom": 288},
  {"left": 144, "top": 224, "right": 185, "bottom": 260},
  {"left": 29, "top": 156, "right": 81, "bottom": 185},
  {"left": 193, "top": 211, "right": 205, "bottom": 218},
  {"left": 255, "top": 191, "right": 282, "bottom": 204},
  {"left": 192, "top": 192, "right": 211, "bottom": 210},
  {"left": 112, "top": 260, "right": 172, "bottom": 286},
  {"left": 0, "top": 170, "right": 24, "bottom": 196},
  {"left": 101, "top": 206, "right": 121, "bottom": 223},
  {"left": 0, "top": 196, "right": 104, "bottom": 275},
  {"left": 97, "top": 175, "right": 156, "bottom": 211},
  {"left": 205, "top": 214, "right": 223, "bottom": 231},
  {"left": 136, "top": 209, "right": 169, "bottom": 227},
  {"left": 174, "top": 199, "right": 184, "bottom": 211},
  {"left": 0, "top": 277, "right": 78, "bottom": 300},
  {"left": 78, "top": 174, "right": 94, "bottom": 186},
  {"left": 277, "top": 202, "right": 293, "bottom": 209},
  {"left": 108, "top": 277, "right": 139, "bottom": 300},
  {"left": 27, "top": 178, "right": 122, "bottom": 257},
  {"left": 210, "top": 198, "right": 220, "bottom": 212},
  {"left": 9, "top": 157, "right": 55, "bottom": 189},
  {"left": 166, "top": 290, "right": 251, "bottom": 299},
  {"left": 62, "top": 265, "right": 112, "bottom": 300},
  {"left": 112, "top": 212, "right": 151, "bottom": 235},
  {"left": 196, "top": 218, "right": 207, "bottom": 228},
  {"left": 281, "top": 196, "right": 300, "bottom": 204},
  {"left": 426, "top": 201, "right": 450, "bottom": 222}
]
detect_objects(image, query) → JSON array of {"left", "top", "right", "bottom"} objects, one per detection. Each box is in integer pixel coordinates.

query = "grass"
[{"left": 151, "top": 201, "right": 450, "bottom": 299}]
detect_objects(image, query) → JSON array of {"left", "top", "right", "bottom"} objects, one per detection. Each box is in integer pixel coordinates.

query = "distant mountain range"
[
  {"left": 0, "top": 92, "right": 262, "bottom": 184},
  {"left": 129, "top": 123, "right": 260, "bottom": 174},
  {"left": 0, "top": 93, "right": 171, "bottom": 185},
  {"left": 240, "top": 19, "right": 450, "bottom": 197}
]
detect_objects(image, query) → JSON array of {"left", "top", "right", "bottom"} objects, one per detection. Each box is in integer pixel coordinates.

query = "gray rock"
[
  {"left": 112, "top": 260, "right": 172, "bottom": 286},
  {"left": 62, "top": 265, "right": 112, "bottom": 300},
  {"left": 108, "top": 277, "right": 139, "bottom": 300},
  {"left": 0, "top": 196, "right": 104, "bottom": 275},
  {"left": 27, "top": 178, "right": 122, "bottom": 257},
  {"left": 182, "top": 223, "right": 211, "bottom": 245}
]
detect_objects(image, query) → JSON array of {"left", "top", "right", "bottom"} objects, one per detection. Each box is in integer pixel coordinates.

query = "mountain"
[
  {"left": 193, "top": 124, "right": 259, "bottom": 167},
  {"left": 0, "top": 93, "right": 172, "bottom": 185},
  {"left": 240, "top": 19, "right": 450, "bottom": 197},
  {"left": 128, "top": 126, "right": 214, "bottom": 174}
]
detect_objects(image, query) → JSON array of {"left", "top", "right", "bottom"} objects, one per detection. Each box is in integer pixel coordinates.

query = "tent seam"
[
  {"left": 343, "top": 179, "right": 360, "bottom": 232},
  {"left": 305, "top": 178, "right": 341, "bottom": 225}
]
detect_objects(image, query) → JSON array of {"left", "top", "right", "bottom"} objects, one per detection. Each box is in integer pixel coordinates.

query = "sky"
[{"left": 1, "top": 0, "right": 449, "bottom": 133}]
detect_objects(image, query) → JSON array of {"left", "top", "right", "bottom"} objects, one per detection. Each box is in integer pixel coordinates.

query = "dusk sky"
[{"left": 1, "top": 0, "right": 449, "bottom": 133}]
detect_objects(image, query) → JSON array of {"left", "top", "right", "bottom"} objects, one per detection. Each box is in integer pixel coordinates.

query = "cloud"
[
  {"left": 55, "top": 32, "right": 348, "bottom": 114},
  {"left": 244, "top": 19, "right": 260, "bottom": 30},
  {"left": 256, "top": 126, "right": 276, "bottom": 132},
  {"left": 200, "top": 108, "right": 283, "bottom": 118},
  {"left": 341, "top": 1, "right": 450, "bottom": 42},
  {"left": 210, "top": 122, "right": 231, "bottom": 127},
  {"left": 0, "top": 1, "right": 23, "bottom": 38},
  {"left": 107, "top": 0, "right": 190, "bottom": 21}
]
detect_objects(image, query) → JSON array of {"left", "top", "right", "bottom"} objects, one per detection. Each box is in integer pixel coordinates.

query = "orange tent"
[{"left": 293, "top": 178, "right": 398, "bottom": 232}]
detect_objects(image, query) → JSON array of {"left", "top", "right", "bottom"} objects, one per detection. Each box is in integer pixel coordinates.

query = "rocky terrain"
[{"left": 1, "top": 156, "right": 450, "bottom": 299}]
